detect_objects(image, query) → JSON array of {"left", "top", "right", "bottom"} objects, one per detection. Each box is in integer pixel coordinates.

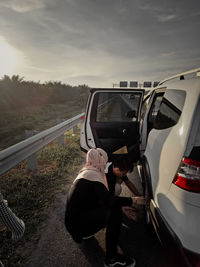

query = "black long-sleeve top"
[{"left": 65, "top": 178, "right": 132, "bottom": 229}]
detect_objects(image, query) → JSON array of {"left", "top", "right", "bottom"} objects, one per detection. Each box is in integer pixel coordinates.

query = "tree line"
[{"left": 0, "top": 75, "right": 90, "bottom": 113}]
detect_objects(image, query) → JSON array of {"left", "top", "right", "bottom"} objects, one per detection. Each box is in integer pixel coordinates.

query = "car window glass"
[
  {"left": 95, "top": 92, "right": 142, "bottom": 122},
  {"left": 154, "top": 90, "right": 186, "bottom": 130},
  {"left": 141, "top": 91, "right": 154, "bottom": 121},
  {"left": 148, "top": 94, "right": 163, "bottom": 125}
]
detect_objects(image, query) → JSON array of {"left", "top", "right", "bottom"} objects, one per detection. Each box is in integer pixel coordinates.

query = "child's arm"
[{"left": 0, "top": 193, "right": 25, "bottom": 241}]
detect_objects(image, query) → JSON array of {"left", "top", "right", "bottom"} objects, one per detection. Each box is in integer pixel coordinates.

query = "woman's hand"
[{"left": 132, "top": 196, "right": 147, "bottom": 205}]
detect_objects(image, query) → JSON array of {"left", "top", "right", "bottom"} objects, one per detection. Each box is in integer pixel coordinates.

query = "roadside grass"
[
  {"left": 0, "top": 102, "right": 84, "bottom": 150},
  {"left": 0, "top": 132, "right": 84, "bottom": 267}
]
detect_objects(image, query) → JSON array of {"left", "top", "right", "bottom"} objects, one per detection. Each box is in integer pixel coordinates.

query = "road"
[
  {"left": 97, "top": 94, "right": 139, "bottom": 122},
  {"left": 22, "top": 166, "right": 178, "bottom": 267}
]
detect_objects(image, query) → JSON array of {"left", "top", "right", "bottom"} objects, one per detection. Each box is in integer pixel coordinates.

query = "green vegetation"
[
  {"left": 0, "top": 75, "right": 90, "bottom": 149},
  {"left": 0, "top": 133, "right": 84, "bottom": 267},
  {"left": 0, "top": 75, "right": 87, "bottom": 265}
]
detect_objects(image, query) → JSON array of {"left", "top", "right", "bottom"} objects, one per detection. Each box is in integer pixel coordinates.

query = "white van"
[{"left": 80, "top": 68, "right": 200, "bottom": 267}]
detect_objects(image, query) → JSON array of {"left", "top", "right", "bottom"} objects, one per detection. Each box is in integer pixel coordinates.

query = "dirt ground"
[{"left": 20, "top": 167, "right": 168, "bottom": 267}]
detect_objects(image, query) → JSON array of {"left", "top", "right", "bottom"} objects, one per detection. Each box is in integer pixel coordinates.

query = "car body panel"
[
  {"left": 164, "top": 185, "right": 200, "bottom": 253},
  {"left": 143, "top": 77, "right": 200, "bottom": 257}
]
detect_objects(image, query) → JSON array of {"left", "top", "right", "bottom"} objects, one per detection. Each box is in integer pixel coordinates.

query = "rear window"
[{"left": 154, "top": 90, "right": 186, "bottom": 130}]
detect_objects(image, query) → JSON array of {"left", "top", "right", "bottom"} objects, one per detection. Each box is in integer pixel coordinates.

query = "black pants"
[{"left": 65, "top": 197, "right": 129, "bottom": 258}]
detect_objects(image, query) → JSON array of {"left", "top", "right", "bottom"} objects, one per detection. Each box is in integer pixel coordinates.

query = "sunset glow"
[{"left": 0, "top": 37, "right": 20, "bottom": 76}]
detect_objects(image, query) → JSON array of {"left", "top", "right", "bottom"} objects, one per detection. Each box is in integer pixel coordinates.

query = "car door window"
[
  {"left": 141, "top": 93, "right": 152, "bottom": 121},
  {"left": 154, "top": 90, "right": 186, "bottom": 130},
  {"left": 95, "top": 92, "right": 142, "bottom": 122},
  {"left": 148, "top": 94, "right": 164, "bottom": 125}
]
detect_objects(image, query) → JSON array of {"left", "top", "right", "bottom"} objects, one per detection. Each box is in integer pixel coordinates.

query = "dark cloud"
[{"left": 0, "top": 0, "right": 199, "bottom": 85}]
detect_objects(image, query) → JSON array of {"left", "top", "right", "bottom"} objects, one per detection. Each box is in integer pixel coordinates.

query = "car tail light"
[
  {"left": 81, "top": 115, "right": 85, "bottom": 120},
  {"left": 173, "top": 158, "right": 200, "bottom": 193}
]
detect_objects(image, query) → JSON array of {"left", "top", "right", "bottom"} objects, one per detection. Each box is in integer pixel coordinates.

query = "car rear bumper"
[{"left": 149, "top": 200, "right": 200, "bottom": 267}]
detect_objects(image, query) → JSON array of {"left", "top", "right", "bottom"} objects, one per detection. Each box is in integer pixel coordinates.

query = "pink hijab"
[{"left": 74, "top": 148, "right": 108, "bottom": 189}]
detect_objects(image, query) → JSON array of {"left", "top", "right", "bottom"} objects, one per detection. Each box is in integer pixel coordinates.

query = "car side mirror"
[{"left": 126, "top": 110, "right": 136, "bottom": 118}]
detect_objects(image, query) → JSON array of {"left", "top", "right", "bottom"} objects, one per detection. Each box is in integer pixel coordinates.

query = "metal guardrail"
[{"left": 0, "top": 112, "right": 84, "bottom": 176}]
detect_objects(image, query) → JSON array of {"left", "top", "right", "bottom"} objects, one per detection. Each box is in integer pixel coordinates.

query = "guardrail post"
[
  {"left": 73, "top": 125, "right": 78, "bottom": 134},
  {"left": 57, "top": 119, "right": 65, "bottom": 145},
  {"left": 25, "top": 130, "right": 39, "bottom": 171}
]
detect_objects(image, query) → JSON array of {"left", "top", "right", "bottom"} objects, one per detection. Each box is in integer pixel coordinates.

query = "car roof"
[
  {"left": 159, "top": 67, "right": 200, "bottom": 85},
  {"left": 152, "top": 68, "right": 200, "bottom": 98}
]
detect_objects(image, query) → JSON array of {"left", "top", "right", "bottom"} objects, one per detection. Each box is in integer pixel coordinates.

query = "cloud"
[
  {"left": 138, "top": 2, "right": 163, "bottom": 12},
  {"left": 0, "top": 0, "right": 45, "bottom": 13},
  {"left": 0, "top": 0, "right": 199, "bottom": 86},
  {"left": 157, "top": 14, "right": 177, "bottom": 22}
]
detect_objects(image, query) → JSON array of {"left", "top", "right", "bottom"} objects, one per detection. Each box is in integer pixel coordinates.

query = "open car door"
[{"left": 80, "top": 88, "right": 144, "bottom": 160}]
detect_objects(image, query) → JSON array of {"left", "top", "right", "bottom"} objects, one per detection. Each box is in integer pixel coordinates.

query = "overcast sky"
[{"left": 0, "top": 0, "right": 199, "bottom": 87}]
